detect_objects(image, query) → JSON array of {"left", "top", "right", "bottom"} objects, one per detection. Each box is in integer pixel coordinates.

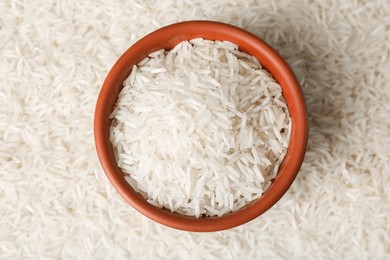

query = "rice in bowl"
[{"left": 110, "top": 38, "right": 291, "bottom": 218}]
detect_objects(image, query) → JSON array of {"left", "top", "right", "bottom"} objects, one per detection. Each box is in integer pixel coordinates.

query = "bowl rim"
[{"left": 94, "top": 20, "right": 308, "bottom": 232}]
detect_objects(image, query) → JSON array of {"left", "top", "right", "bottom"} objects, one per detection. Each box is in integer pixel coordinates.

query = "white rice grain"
[{"left": 110, "top": 39, "right": 291, "bottom": 217}]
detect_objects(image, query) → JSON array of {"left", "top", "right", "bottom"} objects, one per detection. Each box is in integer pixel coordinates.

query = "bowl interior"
[{"left": 94, "top": 21, "right": 308, "bottom": 232}]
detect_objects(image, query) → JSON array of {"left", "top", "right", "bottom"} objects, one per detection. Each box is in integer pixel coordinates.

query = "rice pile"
[
  {"left": 3, "top": 0, "right": 390, "bottom": 257},
  {"left": 110, "top": 39, "right": 291, "bottom": 217}
]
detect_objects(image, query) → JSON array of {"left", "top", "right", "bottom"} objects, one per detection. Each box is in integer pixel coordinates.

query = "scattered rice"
[{"left": 110, "top": 39, "right": 291, "bottom": 217}]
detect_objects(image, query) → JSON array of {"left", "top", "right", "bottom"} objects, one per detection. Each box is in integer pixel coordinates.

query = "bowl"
[{"left": 94, "top": 20, "right": 308, "bottom": 232}]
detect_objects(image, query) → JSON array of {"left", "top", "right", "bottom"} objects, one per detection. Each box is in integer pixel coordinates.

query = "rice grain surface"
[{"left": 110, "top": 39, "right": 291, "bottom": 217}]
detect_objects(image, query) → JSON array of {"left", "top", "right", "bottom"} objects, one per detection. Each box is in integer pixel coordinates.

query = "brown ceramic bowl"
[{"left": 94, "top": 21, "right": 308, "bottom": 232}]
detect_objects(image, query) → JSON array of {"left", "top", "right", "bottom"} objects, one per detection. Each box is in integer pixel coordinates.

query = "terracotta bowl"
[{"left": 94, "top": 21, "right": 308, "bottom": 232}]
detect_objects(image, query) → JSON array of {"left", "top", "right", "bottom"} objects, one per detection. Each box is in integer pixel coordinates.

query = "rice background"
[{"left": 1, "top": 0, "right": 389, "bottom": 259}]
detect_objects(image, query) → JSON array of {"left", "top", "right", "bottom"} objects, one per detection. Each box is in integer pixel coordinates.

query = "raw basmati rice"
[{"left": 110, "top": 38, "right": 291, "bottom": 217}]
